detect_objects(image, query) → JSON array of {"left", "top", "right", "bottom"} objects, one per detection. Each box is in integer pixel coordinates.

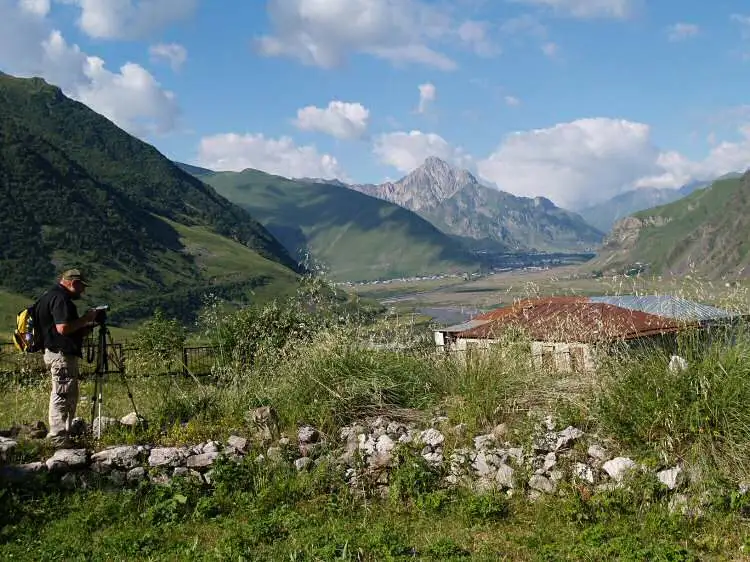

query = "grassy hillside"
[
  {"left": 197, "top": 168, "right": 479, "bottom": 281},
  {"left": 0, "top": 73, "right": 299, "bottom": 325},
  {"left": 592, "top": 173, "right": 750, "bottom": 278}
]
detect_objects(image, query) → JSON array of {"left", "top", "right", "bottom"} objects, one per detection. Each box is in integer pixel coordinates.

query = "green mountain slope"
[
  {"left": 592, "top": 173, "right": 750, "bottom": 278},
  {"left": 194, "top": 168, "right": 479, "bottom": 281},
  {"left": 0, "top": 73, "right": 299, "bottom": 324}
]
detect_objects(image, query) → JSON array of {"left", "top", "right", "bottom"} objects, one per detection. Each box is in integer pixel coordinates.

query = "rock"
[
  {"left": 91, "top": 446, "right": 142, "bottom": 470},
  {"left": 472, "top": 451, "right": 497, "bottom": 478},
  {"left": 473, "top": 434, "right": 495, "bottom": 451},
  {"left": 358, "top": 435, "right": 376, "bottom": 456},
  {"left": 495, "top": 464, "right": 515, "bottom": 488},
  {"left": 0, "top": 462, "right": 47, "bottom": 483},
  {"left": 92, "top": 416, "right": 119, "bottom": 435},
  {"left": 492, "top": 423, "right": 509, "bottom": 440},
  {"left": 295, "top": 457, "right": 313, "bottom": 471},
  {"left": 549, "top": 469, "right": 564, "bottom": 484},
  {"left": 533, "top": 432, "right": 558, "bottom": 453},
  {"left": 227, "top": 435, "right": 248, "bottom": 453},
  {"left": 17, "top": 421, "right": 48, "bottom": 440},
  {"left": 422, "top": 452, "right": 443, "bottom": 466},
  {"left": 148, "top": 447, "right": 188, "bottom": 468},
  {"left": 657, "top": 466, "right": 684, "bottom": 490},
  {"left": 574, "top": 462, "right": 596, "bottom": 484},
  {"left": 555, "top": 426, "right": 584, "bottom": 451},
  {"left": 540, "top": 452, "right": 557, "bottom": 474},
  {"left": 298, "top": 426, "right": 320, "bottom": 445},
  {"left": 507, "top": 448, "right": 524, "bottom": 465},
  {"left": 602, "top": 457, "right": 638, "bottom": 482},
  {"left": 109, "top": 470, "right": 126, "bottom": 486},
  {"left": 740, "top": 481, "right": 750, "bottom": 494},
  {"left": 587, "top": 444, "right": 609, "bottom": 463},
  {"left": 120, "top": 412, "right": 147, "bottom": 427},
  {"left": 127, "top": 467, "right": 146, "bottom": 482},
  {"left": 376, "top": 434, "right": 395, "bottom": 455},
  {"left": 46, "top": 449, "right": 88, "bottom": 472},
  {"left": 187, "top": 452, "right": 219, "bottom": 469},
  {"left": 419, "top": 428, "right": 445, "bottom": 448},
  {"left": 248, "top": 406, "right": 280, "bottom": 441},
  {"left": 386, "top": 421, "right": 407, "bottom": 437},
  {"left": 202, "top": 441, "right": 220, "bottom": 454},
  {"left": 398, "top": 430, "right": 417, "bottom": 444},
  {"left": 278, "top": 437, "right": 291, "bottom": 447},
  {"left": 0, "top": 437, "right": 18, "bottom": 461},
  {"left": 542, "top": 415, "right": 556, "bottom": 431},
  {"left": 668, "top": 355, "right": 688, "bottom": 373},
  {"left": 528, "top": 474, "right": 555, "bottom": 494}
]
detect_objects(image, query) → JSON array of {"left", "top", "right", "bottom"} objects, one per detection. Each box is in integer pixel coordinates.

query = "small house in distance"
[{"left": 433, "top": 295, "right": 741, "bottom": 373}]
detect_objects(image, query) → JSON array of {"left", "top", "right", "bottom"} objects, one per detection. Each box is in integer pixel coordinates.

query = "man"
[{"left": 35, "top": 269, "right": 98, "bottom": 447}]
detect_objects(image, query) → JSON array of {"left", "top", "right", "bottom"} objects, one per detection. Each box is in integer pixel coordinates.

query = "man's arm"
[{"left": 52, "top": 296, "right": 97, "bottom": 336}]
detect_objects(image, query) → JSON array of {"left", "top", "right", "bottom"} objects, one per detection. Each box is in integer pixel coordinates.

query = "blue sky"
[{"left": 1, "top": 0, "right": 750, "bottom": 209}]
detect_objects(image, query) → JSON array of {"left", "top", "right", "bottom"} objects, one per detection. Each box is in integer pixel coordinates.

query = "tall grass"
[{"left": 597, "top": 328, "right": 750, "bottom": 486}]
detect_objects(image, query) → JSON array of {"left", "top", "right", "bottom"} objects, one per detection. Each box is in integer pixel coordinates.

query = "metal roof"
[
  {"left": 588, "top": 295, "right": 736, "bottom": 322},
  {"left": 439, "top": 319, "right": 492, "bottom": 333},
  {"left": 455, "top": 299, "right": 686, "bottom": 344}
]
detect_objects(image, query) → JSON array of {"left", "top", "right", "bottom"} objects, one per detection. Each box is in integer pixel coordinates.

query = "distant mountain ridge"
[
  {"left": 591, "top": 172, "right": 750, "bottom": 278},
  {"left": 578, "top": 172, "right": 744, "bottom": 233},
  {"left": 347, "top": 157, "right": 603, "bottom": 252}
]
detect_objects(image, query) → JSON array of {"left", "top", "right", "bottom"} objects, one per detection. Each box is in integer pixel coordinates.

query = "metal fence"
[{"left": 0, "top": 341, "right": 221, "bottom": 378}]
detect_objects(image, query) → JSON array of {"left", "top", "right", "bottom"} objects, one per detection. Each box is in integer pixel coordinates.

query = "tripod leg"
[{"left": 105, "top": 328, "right": 141, "bottom": 421}]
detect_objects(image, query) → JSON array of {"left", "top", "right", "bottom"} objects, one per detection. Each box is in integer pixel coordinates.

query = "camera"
[{"left": 94, "top": 305, "right": 109, "bottom": 324}]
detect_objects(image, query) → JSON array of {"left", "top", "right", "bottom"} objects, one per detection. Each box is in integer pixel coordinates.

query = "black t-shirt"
[{"left": 35, "top": 285, "right": 84, "bottom": 357}]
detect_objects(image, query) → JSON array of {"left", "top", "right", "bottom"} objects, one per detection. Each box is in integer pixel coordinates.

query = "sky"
[{"left": 1, "top": 0, "right": 750, "bottom": 210}]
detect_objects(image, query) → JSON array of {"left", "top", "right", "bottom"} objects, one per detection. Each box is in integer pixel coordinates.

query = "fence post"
[{"left": 182, "top": 347, "right": 188, "bottom": 377}]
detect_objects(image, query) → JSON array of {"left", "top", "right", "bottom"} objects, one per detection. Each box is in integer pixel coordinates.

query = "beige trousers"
[{"left": 44, "top": 350, "right": 80, "bottom": 437}]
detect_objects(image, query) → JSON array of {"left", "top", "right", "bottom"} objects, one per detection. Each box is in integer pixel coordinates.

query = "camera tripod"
[{"left": 89, "top": 319, "right": 140, "bottom": 439}]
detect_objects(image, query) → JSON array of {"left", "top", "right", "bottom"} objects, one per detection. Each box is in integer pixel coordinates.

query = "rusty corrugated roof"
[{"left": 456, "top": 299, "right": 688, "bottom": 343}]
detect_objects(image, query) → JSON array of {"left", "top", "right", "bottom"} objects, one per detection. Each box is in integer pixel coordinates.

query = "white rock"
[
  {"left": 202, "top": 441, "right": 220, "bottom": 454},
  {"left": 507, "top": 448, "right": 524, "bottom": 465},
  {"left": 186, "top": 452, "right": 219, "bottom": 469},
  {"left": 46, "top": 449, "right": 88, "bottom": 472},
  {"left": 422, "top": 452, "right": 444, "bottom": 466},
  {"left": 657, "top": 466, "right": 684, "bottom": 490},
  {"left": 376, "top": 434, "right": 395, "bottom": 454},
  {"left": 227, "top": 435, "right": 248, "bottom": 452},
  {"left": 473, "top": 434, "right": 496, "bottom": 450},
  {"left": 148, "top": 447, "right": 187, "bottom": 468},
  {"left": 541, "top": 452, "right": 557, "bottom": 473},
  {"left": 419, "top": 428, "right": 445, "bottom": 448},
  {"left": 542, "top": 415, "right": 556, "bottom": 431},
  {"left": 495, "top": 464, "right": 515, "bottom": 488},
  {"left": 602, "top": 457, "right": 638, "bottom": 482},
  {"left": 358, "top": 435, "right": 376, "bottom": 456},
  {"left": 127, "top": 467, "right": 146, "bottom": 482},
  {"left": 668, "top": 355, "right": 688, "bottom": 373},
  {"left": 574, "top": 462, "right": 595, "bottom": 484},
  {"left": 295, "top": 457, "right": 313, "bottom": 471},
  {"left": 471, "top": 451, "right": 497, "bottom": 478},
  {"left": 555, "top": 426, "right": 584, "bottom": 451},
  {"left": 298, "top": 426, "right": 319, "bottom": 444},
  {"left": 91, "top": 446, "right": 141, "bottom": 470},
  {"left": 528, "top": 474, "right": 555, "bottom": 494},
  {"left": 587, "top": 444, "right": 609, "bottom": 463}
]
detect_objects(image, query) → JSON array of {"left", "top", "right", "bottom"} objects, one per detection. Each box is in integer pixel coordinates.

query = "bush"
[{"left": 597, "top": 337, "right": 750, "bottom": 485}]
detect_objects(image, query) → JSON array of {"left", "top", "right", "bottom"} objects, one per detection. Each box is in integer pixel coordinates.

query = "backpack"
[{"left": 13, "top": 303, "right": 43, "bottom": 353}]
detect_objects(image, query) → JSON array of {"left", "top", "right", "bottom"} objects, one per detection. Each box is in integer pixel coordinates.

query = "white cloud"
[
  {"left": 417, "top": 83, "right": 436, "bottom": 114},
  {"left": 666, "top": 23, "right": 699, "bottom": 42},
  {"left": 0, "top": 1, "right": 180, "bottom": 136},
  {"left": 511, "top": 0, "right": 634, "bottom": 19},
  {"left": 541, "top": 42, "right": 559, "bottom": 57},
  {"left": 19, "top": 0, "right": 50, "bottom": 16},
  {"left": 477, "top": 118, "right": 662, "bottom": 208},
  {"left": 373, "top": 130, "right": 472, "bottom": 172},
  {"left": 504, "top": 95, "right": 521, "bottom": 106},
  {"left": 59, "top": 0, "right": 198, "bottom": 40},
  {"left": 256, "top": 0, "right": 494, "bottom": 70},
  {"left": 457, "top": 20, "right": 500, "bottom": 56},
  {"left": 293, "top": 101, "right": 370, "bottom": 140},
  {"left": 149, "top": 43, "right": 187, "bottom": 71},
  {"left": 197, "top": 133, "right": 346, "bottom": 179}
]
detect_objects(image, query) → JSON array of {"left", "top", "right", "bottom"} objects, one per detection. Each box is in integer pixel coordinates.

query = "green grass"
[
  {"left": 198, "top": 168, "right": 478, "bottom": 282},
  {"left": 3, "top": 279, "right": 750, "bottom": 560}
]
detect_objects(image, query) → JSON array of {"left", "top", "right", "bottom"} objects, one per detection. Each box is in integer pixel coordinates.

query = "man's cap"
[{"left": 61, "top": 269, "right": 90, "bottom": 286}]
